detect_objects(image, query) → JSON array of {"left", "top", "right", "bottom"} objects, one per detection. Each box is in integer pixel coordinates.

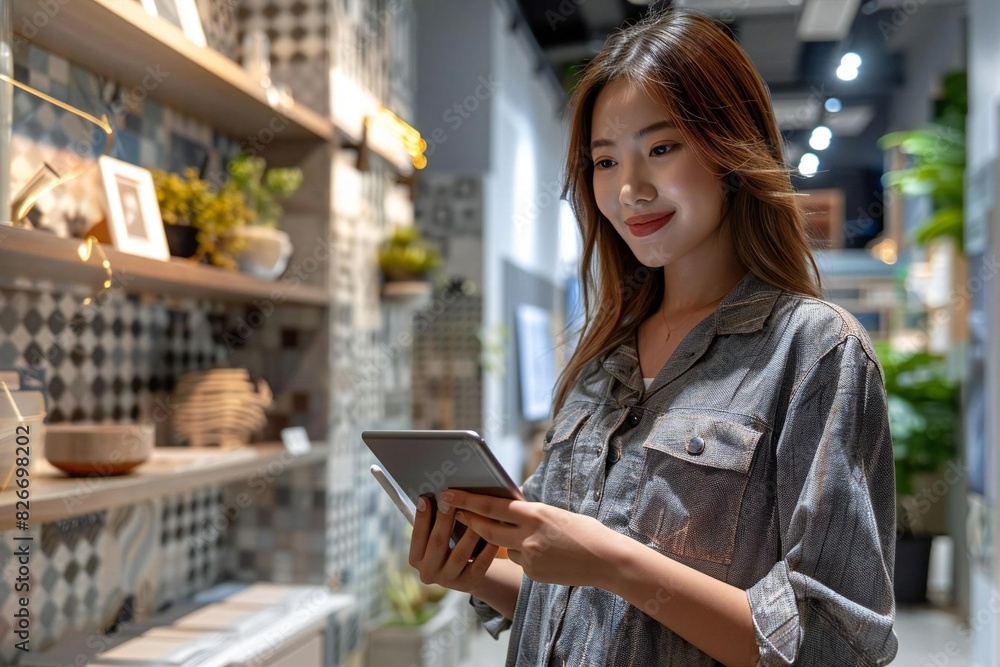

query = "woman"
[{"left": 408, "top": 8, "right": 898, "bottom": 666}]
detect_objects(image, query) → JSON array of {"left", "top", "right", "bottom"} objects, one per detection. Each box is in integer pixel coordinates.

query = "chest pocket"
[
  {"left": 539, "top": 405, "right": 591, "bottom": 510},
  {"left": 629, "top": 412, "right": 764, "bottom": 565}
]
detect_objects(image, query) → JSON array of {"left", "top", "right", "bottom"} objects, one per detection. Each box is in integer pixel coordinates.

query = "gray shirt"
[{"left": 471, "top": 272, "right": 898, "bottom": 666}]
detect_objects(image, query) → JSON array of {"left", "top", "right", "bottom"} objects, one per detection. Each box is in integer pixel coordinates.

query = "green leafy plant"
[
  {"left": 377, "top": 225, "right": 442, "bottom": 282},
  {"left": 879, "top": 70, "right": 966, "bottom": 248},
  {"left": 383, "top": 563, "right": 448, "bottom": 626},
  {"left": 874, "top": 342, "right": 960, "bottom": 500},
  {"left": 226, "top": 154, "right": 303, "bottom": 228},
  {"left": 152, "top": 168, "right": 253, "bottom": 269}
]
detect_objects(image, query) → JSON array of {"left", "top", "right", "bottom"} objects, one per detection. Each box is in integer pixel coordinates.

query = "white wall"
[
  {"left": 967, "top": 1, "right": 1000, "bottom": 665},
  {"left": 482, "top": 0, "right": 569, "bottom": 481},
  {"left": 415, "top": 0, "right": 494, "bottom": 173}
]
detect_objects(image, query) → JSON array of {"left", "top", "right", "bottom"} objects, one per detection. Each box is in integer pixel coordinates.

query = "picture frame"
[
  {"left": 140, "top": 0, "right": 207, "bottom": 48},
  {"left": 97, "top": 156, "right": 170, "bottom": 261}
]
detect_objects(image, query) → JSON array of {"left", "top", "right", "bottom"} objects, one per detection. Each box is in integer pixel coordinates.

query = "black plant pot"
[
  {"left": 164, "top": 225, "right": 199, "bottom": 258},
  {"left": 894, "top": 532, "right": 934, "bottom": 604}
]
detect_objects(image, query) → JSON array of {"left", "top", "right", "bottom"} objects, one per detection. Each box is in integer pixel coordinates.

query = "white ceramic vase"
[{"left": 231, "top": 226, "right": 294, "bottom": 280}]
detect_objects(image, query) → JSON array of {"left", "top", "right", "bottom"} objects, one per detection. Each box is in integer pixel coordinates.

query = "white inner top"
[{"left": 643, "top": 377, "right": 654, "bottom": 389}]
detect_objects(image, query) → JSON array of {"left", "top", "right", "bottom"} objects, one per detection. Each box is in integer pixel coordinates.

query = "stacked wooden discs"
[{"left": 170, "top": 369, "right": 272, "bottom": 449}]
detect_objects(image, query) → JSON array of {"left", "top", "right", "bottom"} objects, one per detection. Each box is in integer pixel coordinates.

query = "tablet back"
[{"left": 360, "top": 429, "right": 522, "bottom": 504}]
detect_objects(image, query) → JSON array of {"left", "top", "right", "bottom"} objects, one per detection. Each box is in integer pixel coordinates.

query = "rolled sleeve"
[
  {"left": 468, "top": 459, "right": 546, "bottom": 639},
  {"left": 746, "top": 336, "right": 898, "bottom": 666},
  {"left": 469, "top": 594, "right": 513, "bottom": 639}
]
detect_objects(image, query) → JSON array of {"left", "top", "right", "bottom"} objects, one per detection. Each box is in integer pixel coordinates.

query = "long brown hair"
[{"left": 553, "top": 7, "right": 822, "bottom": 416}]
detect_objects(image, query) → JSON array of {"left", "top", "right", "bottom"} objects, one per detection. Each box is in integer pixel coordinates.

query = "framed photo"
[
  {"left": 141, "top": 0, "right": 207, "bottom": 47},
  {"left": 97, "top": 156, "right": 170, "bottom": 261}
]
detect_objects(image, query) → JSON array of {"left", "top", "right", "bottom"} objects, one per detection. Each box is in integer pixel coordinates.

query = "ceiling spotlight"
[
  {"left": 836, "top": 65, "right": 859, "bottom": 81},
  {"left": 836, "top": 53, "right": 861, "bottom": 81},
  {"left": 798, "top": 152, "right": 819, "bottom": 177},
  {"left": 809, "top": 126, "right": 832, "bottom": 151},
  {"left": 841, "top": 52, "right": 862, "bottom": 69},
  {"left": 825, "top": 97, "right": 842, "bottom": 113}
]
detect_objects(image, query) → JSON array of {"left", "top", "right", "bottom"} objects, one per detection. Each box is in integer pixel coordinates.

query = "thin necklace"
[{"left": 659, "top": 296, "right": 725, "bottom": 342}]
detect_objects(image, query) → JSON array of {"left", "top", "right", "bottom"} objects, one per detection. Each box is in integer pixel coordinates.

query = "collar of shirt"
[{"left": 600, "top": 271, "right": 784, "bottom": 398}]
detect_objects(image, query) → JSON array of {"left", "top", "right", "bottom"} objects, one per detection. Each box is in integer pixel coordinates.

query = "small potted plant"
[
  {"left": 152, "top": 168, "right": 253, "bottom": 269},
  {"left": 224, "top": 154, "right": 303, "bottom": 280},
  {"left": 365, "top": 561, "right": 468, "bottom": 667},
  {"left": 874, "top": 342, "right": 960, "bottom": 604},
  {"left": 377, "top": 225, "right": 442, "bottom": 299},
  {"left": 152, "top": 167, "right": 209, "bottom": 259}
]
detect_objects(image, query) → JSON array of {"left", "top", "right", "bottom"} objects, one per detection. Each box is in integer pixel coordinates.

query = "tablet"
[
  {"left": 362, "top": 430, "right": 524, "bottom": 557},
  {"left": 361, "top": 429, "right": 524, "bottom": 505}
]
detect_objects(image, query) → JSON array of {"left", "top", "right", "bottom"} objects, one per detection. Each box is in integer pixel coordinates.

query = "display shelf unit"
[
  {"left": 11, "top": 0, "right": 334, "bottom": 143},
  {"left": 0, "top": 225, "right": 329, "bottom": 306},
  {"left": 0, "top": 443, "right": 326, "bottom": 530},
  {"left": 10, "top": 0, "right": 420, "bottom": 173}
]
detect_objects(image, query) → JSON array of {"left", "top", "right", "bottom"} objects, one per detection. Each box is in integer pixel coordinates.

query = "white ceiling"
[
  {"left": 797, "top": 0, "right": 862, "bottom": 40},
  {"left": 771, "top": 94, "right": 823, "bottom": 130},
  {"left": 674, "top": 0, "right": 804, "bottom": 15},
  {"left": 824, "top": 106, "right": 876, "bottom": 136},
  {"left": 738, "top": 14, "right": 803, "bottom": 85}
]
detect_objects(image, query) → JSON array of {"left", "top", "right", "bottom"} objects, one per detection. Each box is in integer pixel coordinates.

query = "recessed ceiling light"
[
  {"left": 798, "top": 153, "right": 819, "bottom": 177},
  {"left": 825, "top": 97, "right": 843, "bottom": 113},
  {"left": 841, "top": 52, "right": 862, "bottom": 69},
  {"left": 809, "top": 126, "right": 832, "bottom": 151},
  {"left": 836, "top": 65, "right": 859, "bottom": 81}
]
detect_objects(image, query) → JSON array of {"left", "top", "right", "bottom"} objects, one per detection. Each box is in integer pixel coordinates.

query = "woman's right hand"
[{"left": 408, "top": 494, "right": 500, "bottom": 593}]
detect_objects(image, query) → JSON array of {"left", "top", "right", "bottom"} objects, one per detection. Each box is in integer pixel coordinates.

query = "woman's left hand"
[{"left": 439, "top": 489, "right": 621, "bottom": 588}]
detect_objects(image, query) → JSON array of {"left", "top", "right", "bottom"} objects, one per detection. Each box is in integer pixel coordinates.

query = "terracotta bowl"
[{"left": 44, "top": 422, "right": 154, "bottom": 476}]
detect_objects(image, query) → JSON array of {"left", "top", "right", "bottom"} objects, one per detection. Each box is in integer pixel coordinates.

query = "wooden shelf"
[
  {"left": 0, "top": 443, "right": 327, "bottom": 531},
  {"left": 0, "top": 225, "right": 329, "bottom": 306},
  {"left": 381, "top": 280, "right": 432, "bottom": 299},
  {"left": 12, "top": 0, "right": 334, "bottom": 143}
]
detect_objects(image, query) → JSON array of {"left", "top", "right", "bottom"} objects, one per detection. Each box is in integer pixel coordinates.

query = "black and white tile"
[{"left": 10, "top": 43, "right": 236, "bottom": 238}]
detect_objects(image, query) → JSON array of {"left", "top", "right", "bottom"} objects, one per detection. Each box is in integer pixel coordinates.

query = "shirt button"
[
  {"left": 686, "top": 436, "right": 705, "bottom": 455},
  {"left": 593, "top": 488, "right": 602, "bottom": 502},
  {"left": 625, "top": 412, "right": 641, "bottom": 428}
]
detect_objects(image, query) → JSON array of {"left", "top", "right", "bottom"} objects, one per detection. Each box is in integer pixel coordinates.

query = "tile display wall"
[
  {"left": 223, "top": 458, "right": 328, "bottom": 585},
  {"left": 0, "top": 488, "right": 222, "bottom": 663},
  {"left": 411, "top": 290, "right": 484, "bottom": 432},
  {"left": 414, "top": 172, "right": 485, "bottom": 289},
  {"left": 0, "top": 286, "right": 230, "bottom": 428},
  {"left": 236, "top": 0, "right": 330, "bottom": 116},
  {"left": 331, "top": 0, "right": 415, "bottom": 123},
  {"left": 196, "top": 0, "right": 241, "bottom": 61},
  {"left": 225, "top": 303, "right": 329, "bottom": 442}
]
